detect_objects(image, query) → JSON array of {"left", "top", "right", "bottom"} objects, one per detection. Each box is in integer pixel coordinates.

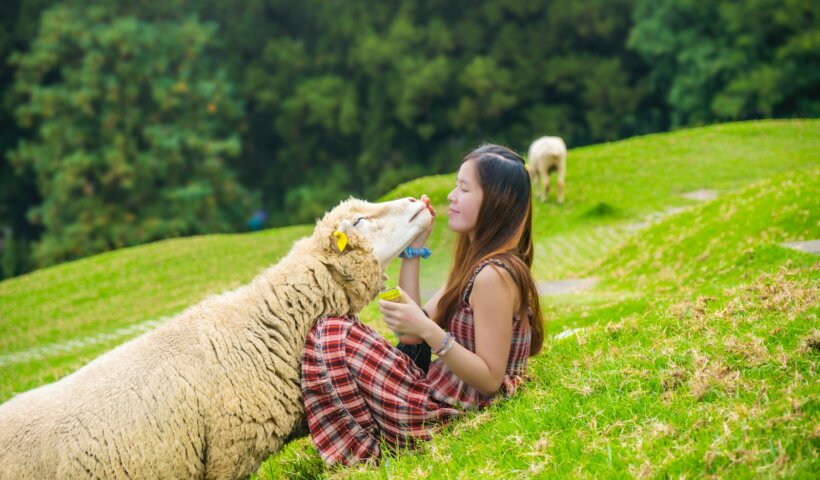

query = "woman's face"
[{"left": 447, "top": 160, "right": 483, "bottom": 237}]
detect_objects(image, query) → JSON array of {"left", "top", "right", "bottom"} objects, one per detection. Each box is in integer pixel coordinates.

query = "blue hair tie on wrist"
[{"left": 399, "top": 246, "right": 432, "bottom": 259}]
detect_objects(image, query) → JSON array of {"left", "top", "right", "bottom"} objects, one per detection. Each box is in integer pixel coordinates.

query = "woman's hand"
[
  {"left": 409, "top": 194, "right": 434, "bottom": 249},
  {"left": 378, "top": 286, "right": 438, "bottom": 341}
]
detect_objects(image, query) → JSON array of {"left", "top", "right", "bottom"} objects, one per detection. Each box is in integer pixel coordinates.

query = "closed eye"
[{"left": 353, "top": 216, "right": 366, "bottom": 227}]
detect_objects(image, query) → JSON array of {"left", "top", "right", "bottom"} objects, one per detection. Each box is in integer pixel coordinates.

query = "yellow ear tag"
[{"left": 333, "top": 230, "right": 348, "bottom": 252}]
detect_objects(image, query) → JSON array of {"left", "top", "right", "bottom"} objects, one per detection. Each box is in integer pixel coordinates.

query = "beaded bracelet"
[
  {"left": 434, "top": 332, "right": 456, "bottom": 357},
  {"left": 438, "top": 335, "right": 456, "bottom": 357},
  {"left": 399, "top": 246, "right": 432, "bottom": 259},
  {"left": 433, "top": 332, "right": 451, "bottom": 356}
]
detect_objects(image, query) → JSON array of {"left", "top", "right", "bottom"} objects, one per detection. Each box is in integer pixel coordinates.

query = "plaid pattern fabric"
[
  {"left": 301, "top": 315, "right": 460, "bottom": 466},
  {"left": 427, "top": 259, "right": 532, "bottom": 408},
  {"left": 300, "top": 259, "right": 533, "bottom": 466}
]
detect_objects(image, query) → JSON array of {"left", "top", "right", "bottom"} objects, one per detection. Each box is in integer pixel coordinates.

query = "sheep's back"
[
  {"left": 529, "top": 136, "right": 567, "bottom": 162},
  {"left": 0, "top": 320, "right": 208, "bottom": 478},
  {"left": 0, "top": 251, "right": 344, "bottom": 479}
]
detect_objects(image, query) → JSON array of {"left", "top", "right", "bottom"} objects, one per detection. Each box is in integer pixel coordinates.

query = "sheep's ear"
[{"left": 332, "top": 220, "right": 352, "bottom": 253}]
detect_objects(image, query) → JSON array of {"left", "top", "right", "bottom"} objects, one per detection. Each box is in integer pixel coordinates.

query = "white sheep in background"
[
  {"left": 528, "top": 136, "right": 568, "bottom": 203},
  {"left": 0, "top": 196, "right": 435, "bottom": 479}
]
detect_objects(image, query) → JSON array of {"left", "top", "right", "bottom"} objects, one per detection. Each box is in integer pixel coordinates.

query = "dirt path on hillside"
[{"left": 782, "top": 240, "right": 820, "bottom": 254}]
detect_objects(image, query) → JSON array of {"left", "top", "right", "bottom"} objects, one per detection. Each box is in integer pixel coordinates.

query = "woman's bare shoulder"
[{"left": 471, "top": 263, "right": 518, "bottom": 306}]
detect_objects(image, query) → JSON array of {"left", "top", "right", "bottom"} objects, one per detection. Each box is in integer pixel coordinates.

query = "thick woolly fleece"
[
  {"left": 528, "top": 135, "right": 567, "bottom": 202},
  {"left": 0, "top": 206, "right": 384, "bottom": 479}
]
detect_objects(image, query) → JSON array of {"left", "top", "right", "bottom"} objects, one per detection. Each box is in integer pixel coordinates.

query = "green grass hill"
[{"left": 1, "top": 119, "right": 818, "bottom": 478}]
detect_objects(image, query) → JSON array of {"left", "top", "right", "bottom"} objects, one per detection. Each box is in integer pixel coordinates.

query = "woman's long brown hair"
[{"left": 434, "top": 144, "right": 545, "bottom": 356}]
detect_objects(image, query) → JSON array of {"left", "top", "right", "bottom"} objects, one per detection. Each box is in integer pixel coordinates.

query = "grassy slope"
[
  {"left": 0, "top": 225, "right": 311, "bottom": 398},
  {"left": 389, "top": 119, "right": 819, "bottom": 282},
  {"left": 259, "top": 151, "right": 820, "bottom": 479},
  {"left": 0, "top": 119, "right": 818, "bottom": 476}
]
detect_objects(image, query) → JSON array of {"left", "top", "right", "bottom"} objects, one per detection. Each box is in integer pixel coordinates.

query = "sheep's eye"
[{"left": 353, "top": 216, "right": 366, "bottom": 227}]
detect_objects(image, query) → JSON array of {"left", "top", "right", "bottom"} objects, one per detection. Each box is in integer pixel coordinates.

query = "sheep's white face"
[{"left": 330, "top": 197, "right": 435, "bottom": 267}]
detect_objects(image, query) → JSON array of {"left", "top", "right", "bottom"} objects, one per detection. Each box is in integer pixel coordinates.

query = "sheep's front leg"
[
  {"left": 556, "top": 168, "right": 565, "bottom": 204},
  {"left": 538, "top": 163, "right": 551, "bottom": 202},
  {"left": 543, "top": 170, "right": 552, "bottom": 201}
]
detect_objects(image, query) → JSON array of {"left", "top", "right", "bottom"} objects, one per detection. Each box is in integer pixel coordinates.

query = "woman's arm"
[
  {"left": 395, "top": 257, "right": 426, "bottom": 344},
  {"left": 398, "top": 256, "right": 422, "bottom": 306},
  {"left": 394, "top": 194, "right": 436, "bottom": 344},
  {"left": 381, "top": 266, "right": 516, "bottom": 395},
  {"left": 392, "top": 280, "right": 444, "bottom": 345},
  {"left": 428, "top": 266, "right": 515, "bottom": 395}
]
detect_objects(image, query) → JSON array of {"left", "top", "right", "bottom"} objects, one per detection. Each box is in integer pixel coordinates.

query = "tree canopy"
[
  {"left": 9, "top": 4, "right": 253, "bottom": 266},
  {"left": 0, "top": 0, "right": 816, "bottom": 277}
]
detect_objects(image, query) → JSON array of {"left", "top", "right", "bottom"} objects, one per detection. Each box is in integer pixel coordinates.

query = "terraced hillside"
[{"left": 1, "top": 120, "right": 817, "bottom": 478}]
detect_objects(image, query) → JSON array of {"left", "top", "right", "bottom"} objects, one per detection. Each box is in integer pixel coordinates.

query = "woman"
[{"left": 300, "top": 144, "right": 544, "bottom": 466}]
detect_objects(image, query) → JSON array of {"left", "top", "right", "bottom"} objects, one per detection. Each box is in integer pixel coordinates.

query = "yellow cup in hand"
[
  {"left": 378, "top": 287, "right": 405, "bottom": 303},
  {"left": 378, "top": 287, "right": 405, "bottom": 338}
]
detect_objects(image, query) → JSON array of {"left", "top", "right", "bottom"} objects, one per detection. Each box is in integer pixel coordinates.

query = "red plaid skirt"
[{"left": 300, "top": 315, "right": 461, "bottom": 466}]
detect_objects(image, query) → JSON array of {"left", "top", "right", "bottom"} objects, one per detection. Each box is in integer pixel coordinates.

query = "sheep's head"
[{"left": 311, "top": 197, "right": 434, "bottom": 313}]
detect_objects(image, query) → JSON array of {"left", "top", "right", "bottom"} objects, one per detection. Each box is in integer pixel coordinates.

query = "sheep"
[
  {"left": 528, "top": 136, "right": 567, "bottom": 203},
  {"left": 0, "top": 196, "right": 435, "bottom": 479}
]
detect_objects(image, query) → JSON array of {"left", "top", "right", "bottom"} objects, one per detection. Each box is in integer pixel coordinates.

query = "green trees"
[
  {"left": 630, "top": 0, "right": 819, "bottom": 126},
  {"left": 0, "top": 0, "right": 57, "bottom": 278},
  {"left": 235, "top": 0, "right": 646, "bottom": 223},
  {"left": 0, "top": 0, "right": 816, "bottom": 277},
  {"left": 9, "top": 5, "right": 253, "bottom": 266}
]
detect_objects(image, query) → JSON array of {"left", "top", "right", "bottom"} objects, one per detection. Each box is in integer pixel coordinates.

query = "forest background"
[{"left": 0, "top": 0, "right": 817, "bottom": 279}]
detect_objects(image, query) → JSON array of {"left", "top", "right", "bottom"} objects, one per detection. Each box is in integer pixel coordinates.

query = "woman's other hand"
[
  {"left": 378, "top": 286, "right": 436, "bottom": 344},
  {"left": 409, "top": 194, "right": 434, "bottom": 249}
]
